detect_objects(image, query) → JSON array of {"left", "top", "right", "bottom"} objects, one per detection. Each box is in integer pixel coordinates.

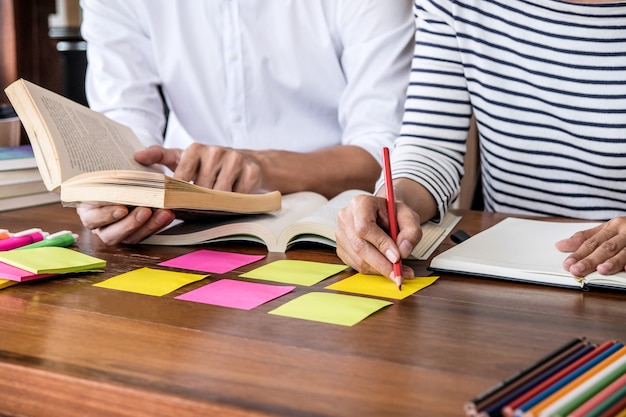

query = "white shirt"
[{"left": 80, "top": 0, "right": 414, "bottom": 166}]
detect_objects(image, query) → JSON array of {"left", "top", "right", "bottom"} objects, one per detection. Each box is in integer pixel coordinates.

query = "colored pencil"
[
  {"left": 538, "top": 353, "right": 626, "bottom": 417},
  {"left": 477, "top": 342, "right": 593, "bottom": 417},
  {"left": 569, "top": 373, "right": 626, "bottom": 417},
  {"left": 464, "top": 337, "right": 586, "bottom": 416},
  {"left": 526, "top": 345, "right": 626, "bottom": 416},
  {"left": 561, "top": 378, "right": 626, "bottom": 417},
  {"left": 603, "top": 400, "right": 626, "bottom": 417},
  {"left": 511, "top": 342, "right": 621, "bottom": 415},
  {"left": 382, "top": 146, "right": 402, "bottom": 289}
]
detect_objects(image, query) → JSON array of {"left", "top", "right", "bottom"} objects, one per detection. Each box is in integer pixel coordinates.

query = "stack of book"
[
  {"left": 465, "top": 337, "right": 626, "bottom": 417},
  {"left": 0, "top": 144, "right": 60, "bottom": 212}
]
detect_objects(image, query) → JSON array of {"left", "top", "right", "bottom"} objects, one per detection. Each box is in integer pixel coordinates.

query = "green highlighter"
[{"left": 15, "top": 230, "right": 78, "bottom": 250}]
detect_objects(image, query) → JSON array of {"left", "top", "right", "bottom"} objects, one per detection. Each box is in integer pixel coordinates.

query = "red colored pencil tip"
[{"left": 392, "top": 274, "right": 402, "bottom": 290}]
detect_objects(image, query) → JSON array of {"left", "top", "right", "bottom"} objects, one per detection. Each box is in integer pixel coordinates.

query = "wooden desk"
[{"left": 1, "top": 205, "right": 625, "bottom": 417}]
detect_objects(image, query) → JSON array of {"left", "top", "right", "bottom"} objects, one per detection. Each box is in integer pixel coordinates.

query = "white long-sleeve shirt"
[
  {"left": 79, "top": 0, "right": 414, "bottom": 167},
  {"left": 392, "top": 0, "right": 626, "bottom": 221}
]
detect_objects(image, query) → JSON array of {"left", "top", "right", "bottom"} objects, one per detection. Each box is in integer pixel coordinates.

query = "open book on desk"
[
  {"left": 429, "top": 217, "right": 626, "bottom": 290},
  {"left": 4, "top": 78, "right": 280, "bottom": 214},
  {"left": 142, "top": 189, "right": 461, "bottom": 255}
]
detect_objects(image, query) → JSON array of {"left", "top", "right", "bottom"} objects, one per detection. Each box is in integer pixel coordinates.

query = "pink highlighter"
[{"left": 0, "top": 229, "right": 46, "bottom": 251}]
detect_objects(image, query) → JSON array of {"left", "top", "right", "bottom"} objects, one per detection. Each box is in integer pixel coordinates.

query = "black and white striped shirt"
[{"left": 392, "top": 0, "right": 626, "bottom": 221}]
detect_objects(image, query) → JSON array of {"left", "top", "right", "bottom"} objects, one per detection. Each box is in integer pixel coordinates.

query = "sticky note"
[
  {"left": 176, "top": 279, "right": 295, "bottom": 310},
  {"left": 0, "top": 279, "right": 18, "bottom": 290},
  {"left": 240, "top": 260, "right": 348, "bottom": 286},
  {"left": 325, "top": 273, "right": 438, "bottom": 300},
  {"left": 268, "top": 292, "right": 392, "bottom": 326},
  {"left": 0, "top": 247, "right": 105, "bottom": 274},
  {"left": 158, "top": 249, "right": 265, "bottom": 274},
  {"left": 94, "top": 267, "right": 206, "bottom": 296},
  {"left": 0, "top": 261, "right": 55, "bottom": 282}
]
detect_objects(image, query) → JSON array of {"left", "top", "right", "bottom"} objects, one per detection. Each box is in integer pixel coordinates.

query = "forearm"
[{"left": 247, "top": 146, "right": 382, "bottom": 199}]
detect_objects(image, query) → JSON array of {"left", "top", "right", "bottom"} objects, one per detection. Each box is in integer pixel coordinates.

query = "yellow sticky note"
[
  {"left": 325, "top": 273, "right": 438, "bottom": 300},
  {"left": 0, "top": 247, "right": 106, "bottom": 274},
  {"left": 0, "top": 279, "right": 18, "bottom": 290},
  {"left": 240, "top": 260, "right": 348, "bottom": 286},
  {"left": 94, "top": 267, "right": 207, "bottom": 296},
  {"left": 268, "top": 292, "right": 392, "bottom": 326}
]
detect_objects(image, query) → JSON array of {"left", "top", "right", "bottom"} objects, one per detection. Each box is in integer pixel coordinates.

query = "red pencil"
[{"left": 382, "top": 147, "right": 402, "bottom": 290}]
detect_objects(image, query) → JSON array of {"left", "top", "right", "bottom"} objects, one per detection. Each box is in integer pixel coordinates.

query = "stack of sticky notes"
[
  {"left": 0, "top": 247, "right": 106, "bottom": 282},
  {"left": 465, "top": 337, "right": 626, "bottom": 417}
]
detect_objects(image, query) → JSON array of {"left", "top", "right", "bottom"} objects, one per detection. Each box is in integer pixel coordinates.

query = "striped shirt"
[{"left": 392, "top": 0, "right": 626, "bottom": 221}]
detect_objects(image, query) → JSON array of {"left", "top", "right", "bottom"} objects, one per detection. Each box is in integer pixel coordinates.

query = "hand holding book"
[{"left": 5, "top": 79, "right": 282, "bottom": 245}]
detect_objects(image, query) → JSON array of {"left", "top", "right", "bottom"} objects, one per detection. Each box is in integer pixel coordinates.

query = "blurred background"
[{"left": 1, "top": 0, "right": 85, "bottom": 145}]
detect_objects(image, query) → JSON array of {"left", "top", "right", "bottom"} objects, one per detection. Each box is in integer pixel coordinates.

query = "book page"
[
  {"left": 141, "top": 191, "right": 330, "bottom": 251},
  {"left": 409, "top": 212, "right": 461, "bottom": 260},
  {"left": 279, "top": 189, "right": 369, "bottom": 248},
  {"left": 6, "top": 80, "right": 156, "bottom": 190},
  {"left": 430, "top": 218, "right": 626, "bottom": 289}
]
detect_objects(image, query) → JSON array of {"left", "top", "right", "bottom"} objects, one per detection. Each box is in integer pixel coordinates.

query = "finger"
[
  {"left": 211, "top": 151, "right": 247, "bottom": 192},
  {"left": 559, "top": 222, "right": 619, "bottom": 275},
  {"left": 555, "top": 224, "right": 604, "bottom": 253},
  {"left": 401, "top": 264, "right": 415, "bottom": 279},
  {"left": 121, "top": 209, "right": 176, "bottom": 244},
  {"left": 336, "top": 197, "right": 398, "bottom": 281},
  {"left": 93, "top": 207, "right": 173, "bottom": 245},
  {"left": 91, "top": 206, "right": 153, "bottom": 245},
  {"left": 76, "top": 204, "right": 129, "bottom": 230},
  {"left": 597, "top": 244, "right": 626, "bottom": 275},
  {"left": 336, "top": 242, "right": 370, "bottom": 273},
  {"left": 336, "top": 238, "right": 391, "bottom": 277},
  {"left": 135, "top": 146, "right": 183, "bottom": 171},
  {"left": 569, "top": 233, "right": 626, "bottom": 277},
  {"left": 177, "top": 144, "right": 222, "bottom": 187},
  {"left": 396, "top": 204, "right": 422, "bottom": 258},
  {"left": 231, "top": 157, "right": 263, "bottom": 193}
]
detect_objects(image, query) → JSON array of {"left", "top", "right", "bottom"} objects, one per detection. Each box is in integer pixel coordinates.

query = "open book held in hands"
[
  {"left": 143, "top": 189, "right": 461, "bottom": 254},
  {"left": 429, "top": 217, "right": 626, "bottom": 290},
  {"left": 4, "top": 79, "right": 281, "bottom": 214}
]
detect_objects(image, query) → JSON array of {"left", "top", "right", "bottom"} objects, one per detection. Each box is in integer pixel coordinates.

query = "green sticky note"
[
  {"left": 0, "top": 247, "right": 106, "bottom": 274},
  {"left": 268, "top": 292, "right": 392, "bottom": 326},
  {"left": 325, "top": 273, "right": 438, "bottom": 300},
  {"left": 94, "top": 267, "right": 207, "bottom": 296},
  {"left": 240, "top": 260, "right": 348, "bottom": 286}
]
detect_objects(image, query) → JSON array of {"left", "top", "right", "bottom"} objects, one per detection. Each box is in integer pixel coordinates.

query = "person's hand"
[
  {"left": 555, "top": 216, "right": 626, "bottom": 277},
  {"left": 76, "top": 203, "right": 175, "bottom": 245},
  {"left": 335, "top": 194, "right": 422, "bottom": 284},
  {"left": 135, "top": 144, "right": 264, "bottom": 193}
]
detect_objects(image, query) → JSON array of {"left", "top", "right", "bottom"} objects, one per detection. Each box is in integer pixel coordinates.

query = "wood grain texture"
[{"left": 0, "top": 205, "right": 624, "bottom": 417}]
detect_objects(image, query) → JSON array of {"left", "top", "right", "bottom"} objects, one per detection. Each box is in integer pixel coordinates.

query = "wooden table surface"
[{"left": 0, "top": 204, "right": 625, "bottom": 417}]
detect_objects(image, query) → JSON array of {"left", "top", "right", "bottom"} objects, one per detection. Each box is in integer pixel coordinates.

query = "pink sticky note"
[
  {"left": 0, "top": 261, "right": 55, "bottom": 282},
  {"left": 175, "top": 279, "right": 295, "bottom": 310},
  {"left": 158, "top": 250, "right": 265, "bottom": 274}
]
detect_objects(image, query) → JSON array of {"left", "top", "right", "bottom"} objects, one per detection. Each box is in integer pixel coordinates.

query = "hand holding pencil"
[{"left": 335, "top": 147, "right": 422, "bottom": 288}]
